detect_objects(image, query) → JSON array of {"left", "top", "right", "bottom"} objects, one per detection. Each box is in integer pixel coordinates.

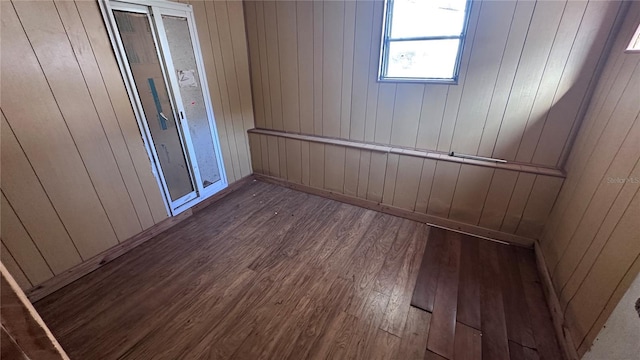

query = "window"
[
  {"left": 626, "top": 23, "right": 640, "bottom": 53},
  {"left": 379, "top": 0, "right": 472, "bottom": 83}
]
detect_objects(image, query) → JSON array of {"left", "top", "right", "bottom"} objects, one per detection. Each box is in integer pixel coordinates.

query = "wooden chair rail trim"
[
  {"left": 25, "top": 175, "right": 254, "bottom": 303},
  {"left": 254, "top": 174, "right": 535, "bottom": 248},
  {"left": 248, "top": 128, "right": 566, "bottom": 178}
]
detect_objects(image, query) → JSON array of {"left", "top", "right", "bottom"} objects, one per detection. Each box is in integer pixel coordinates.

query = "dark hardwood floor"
[{"left": 35, "top": 180, "right": 561, "bottom": 360}]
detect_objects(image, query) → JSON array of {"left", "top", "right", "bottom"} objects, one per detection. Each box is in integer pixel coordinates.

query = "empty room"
[{"left": 1, "top": 0, "right": 639, "bottom": 359}]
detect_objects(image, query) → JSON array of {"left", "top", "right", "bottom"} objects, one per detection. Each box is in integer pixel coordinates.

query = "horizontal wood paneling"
[
  {"left": 539, "top": 2, "right": 640, "bottom": 355},
  {"left": 249, "top": 132, "right": 562, "bottom": 241},
  {"left": 1, "top": 0, "right": 254, "bottom": 289},
  {"left": 244, "top": 0, "right": 622, "bottom": 168}
]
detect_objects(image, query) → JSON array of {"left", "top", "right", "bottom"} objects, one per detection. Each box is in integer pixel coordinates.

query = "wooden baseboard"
[
  {"left": 254, "top": 173, "right": 534, "bottom": 248},
  {"left": 27, "top": 175, "right": 254, "bottom": 303},
  {"left": 533, "top": 242, "right": 580, "bottom": 360}
]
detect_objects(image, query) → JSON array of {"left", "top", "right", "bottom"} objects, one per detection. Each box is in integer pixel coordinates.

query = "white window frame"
[
  {"left": 378, "top": 0, "right": 473, "bottom": 84},
  {"left": 99, "top": 0, "right": 228, "bottom": 216}
]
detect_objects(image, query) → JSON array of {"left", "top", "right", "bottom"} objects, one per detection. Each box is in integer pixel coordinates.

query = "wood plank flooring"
[
  {"left": 412, "top": 229, "right": 562, "bottom": 360},
  {"left": 35, "top": 180, "right": 561, "bottom": 360}
]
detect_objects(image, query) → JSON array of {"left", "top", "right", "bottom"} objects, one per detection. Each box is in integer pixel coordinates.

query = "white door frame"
[{"left": 99, "top": 0, "right": 228, "bottom": 216}]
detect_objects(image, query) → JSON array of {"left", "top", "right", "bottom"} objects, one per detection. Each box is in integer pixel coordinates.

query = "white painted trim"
[
  {"left": 99, "top": 0, "right": 228, "bottom": 216},
  {"left": 98, "top": 0, "right": 171, "bottom": 217}
]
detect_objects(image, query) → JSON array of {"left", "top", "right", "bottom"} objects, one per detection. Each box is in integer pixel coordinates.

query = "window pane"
[
  {"left": 386, "top": 39, "right": 460, "bottom": 79},
  {"left": 114, "top": 10, "right": 195, "bottom": 201},
  {"left": 162, "top": 14, "right": 222, "bottom": 189},
  {"left": 390, "top": 0, "right": 467, "bottom": 39}
]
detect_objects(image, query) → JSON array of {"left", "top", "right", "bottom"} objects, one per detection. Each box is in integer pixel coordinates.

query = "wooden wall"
[
  {"left": 249, "top": 131, "right": 563, "bottom": 242},
  {"left": 244, "top": 0, "right": 624, "bottom": 242},
  {"left": 244, "top": 0, "right": 623, "bottom": 168},
  {"left": 539, "top": 2, "right": 640, "bottom": 356},
  {"left": 0, "top": 0, "right": 253, "bottom": 290}
]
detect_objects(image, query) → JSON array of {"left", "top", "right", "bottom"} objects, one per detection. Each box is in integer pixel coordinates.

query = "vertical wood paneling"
[
  {"left": 374, "top": 84, "right": 397, "bottom": 144},
  {"left": 285, "top": 139, "right": 302, "bottom": 184},
  {"left": 2, "top": 0, "right": 254, "bottom": 287},
  {"left": 227, "top": 1, "right": 256, "bottom": 154},
  {"left": 357, "top": 150, "right": 372, "bottom": 199},
  {"left": 532, "top": 1, "right": 623, "bottom": 167},
  {"left": 349, "top": 0, "right": 374, "bottom": 141},
  {"left": 255, "top": 1, "right": 273, "bottom": 130},
  {"left": 555, "top": 159, "right": 640, "bottom": 300},
  {"left": 539, "top": 2, "right": 640, "bottom": 354},
  {"left": 212, "top": 1, "right": 252, "bottom": 177},
  {"left": 390, "top": 84, "right": 424, "bottom": 148},
  {"left": 244, "top": 1, "right": 265, "bottom": 129},
  {"left": 1, "top": 117, "right": 82, "bottom": 274},
  {"left": 54, "top": 0, "right": 155, "bottom": 230},
  {"left": 367, "top": 152, "right": 387, "bottom": 203},
  {"left": 248, "top": 133, "right": 263, "bottom": 175},
  {"left": 245, "top": 0, "right": 621, "bottom": 168},
  {"left": 478, "top": 170, "right": 518, "bottom": 230},
  {"left": 297, "top": 1, "right": 314, "bottom": 135},
  {"left": 565, "top": 192, "right": 639, "bottom": 348},
  {"left": 477, "top": 0, "right": 536, "bottom": 157},
  {"left": 322, "top": 0, "right": 344, "bottom": 138},
  {"left": 435, "top": 0, "right": 482, "bottom": 153},
  {"left": 415, "top": 86, "right": 447, "bottom": 151},
  {"left": 1, "top": 1, "right": 118, "bottom": 259},
  {"left": 382, "top": 153, "right": 400, "bottom": 205},
  {"left": 343, "top": 148, "right": 360, "bottom": 196},
  {"left": 251, "top": 133, "right": 563, "bottom": 244},
  {"left": 313, "top": 0, "right": 324, "bottom": 136},
  {"left": 310, "top": 143, "right": 325, "bottom": 189},
  {"left": 277, "top": 1, "right": 300, "bottom": 133},
  {"left": 449, "top": 165, "right": 494, "bottom": 225},
  {"left": 340, "top": 1, "right": 356, "bottom": 139},
  {"left": 324, "top": 145, "right": 346, "bottom": 192},
  {"left": 1, "top": 244, "right": 31, "bottom": 290},
  {"left": 75, "top": 0, "right": 168, "bottom": 224},
  {"left": 278, "top": 137, "right": 288, "bottom": 180},
  {"left": 516, "top": 176, "right": 563, "bottom": 238},
  {"left": 514, "top": 0, "right": 588, "bottom": 163},
  {"left": 1, "top": 194, "right": 53, "bottom": 285},
  {"left": 392, "top": 156, "right": 423, "bottom": 211},
  {"left": 363, "top": 0, "right": 383, "bottom": 143},
  {"left": 14, "top": 0, "right": 142, "bottom": 242},
  {"left": 415, "top": 160, "right": 437, "bottom": 213},
  {"left": 202, "top": 1, "right": 244, "bottom": 181},
  {"left": 500, "top": 173, "right": 536, "bottom": 234},
  {"left": 492, "top": 0, "right": 567, "bottom": 161},
  {"left": 450, "top": 0, "right": 516, "bottom": 154},
  {"left": 427, "top": 162, "right": 461, "bottom": 218}
]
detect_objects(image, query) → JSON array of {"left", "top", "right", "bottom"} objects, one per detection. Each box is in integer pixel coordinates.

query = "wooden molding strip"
[
  {"left": 249, "top": 128, "right": 566, "bottom": 178},
  {"left": 533, "top": 242, "right": 580, "bottom": 360},
  {"left": 254, "top": 174, "right": 535, "bottom": 248},
  {"left": 1, "top": 264, "right": 70, "bottom": 359},
  {"left": 26, "top": 175, "right": 254, "bottom": 303}
]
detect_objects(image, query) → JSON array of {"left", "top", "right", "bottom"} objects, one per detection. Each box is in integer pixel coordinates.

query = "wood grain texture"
[
  {"left": 245, "top": 0, "right": 620, "bottom": 168},
  {"left": 426, "top": 232, "right": 462, "bottom": 359},
  {"left": 250, "top": 131, "right": 557, "bottom": 243},
  {"left": 1, "top": 0, "right": 253, "bottom": 290},
  {"left": 34, "top": 181, "right": 561, "bottom": 359},
  {"left": 453, "top": 322, "right": 482, "bottom": 360},
  {"left": 538, "top": 2, "right": 640, "bottom": 355},
  {"left": 1, "top": 264, "right": 69, "bottom": 359}
]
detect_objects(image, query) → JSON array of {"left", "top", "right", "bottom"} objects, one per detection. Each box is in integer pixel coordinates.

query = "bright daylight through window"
[{"left": 379, "top": 0, "right": 471, "bottom": 83}]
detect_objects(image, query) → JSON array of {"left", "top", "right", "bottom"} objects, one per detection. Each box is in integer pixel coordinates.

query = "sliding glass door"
[{"left": 101, "top": 0, "right": 227, "bottom": 215}]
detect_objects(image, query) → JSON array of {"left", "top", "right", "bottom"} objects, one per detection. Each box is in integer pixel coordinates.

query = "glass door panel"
[
  {"left": 113, "top": 10, "right": 196, "bottom": 202},
  {"left": 161, "top": 14, "right": 221, "bottom": 189}
]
